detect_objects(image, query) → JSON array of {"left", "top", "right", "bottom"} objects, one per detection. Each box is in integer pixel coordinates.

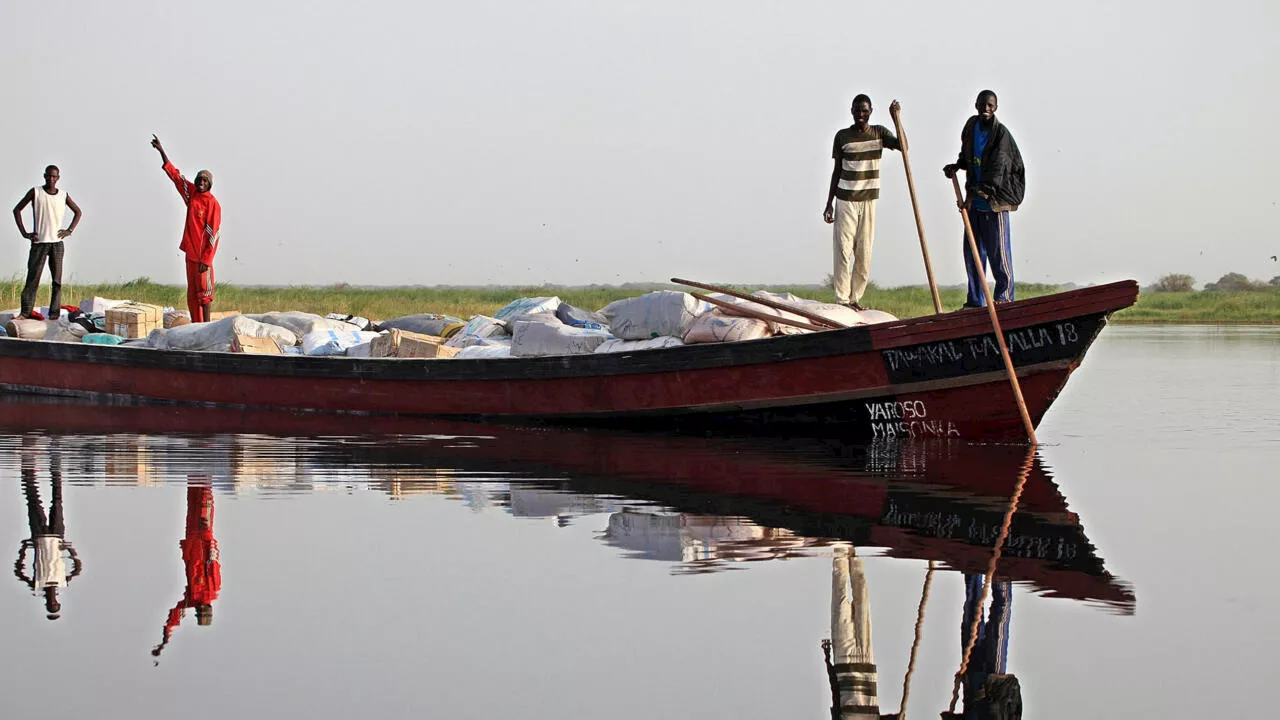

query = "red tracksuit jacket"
[{"left": 163, "top": 161, "right": 221, "bottom": 266}]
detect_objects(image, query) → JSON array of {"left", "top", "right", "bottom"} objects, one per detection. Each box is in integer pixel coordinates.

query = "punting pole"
[
  {"left": 672, "top": 277, "right": 847, "bottom": 328},
  {"left": 949, "top": 176, "right": 1037, "bottom": 445},
  {"left": 890, "top": 102, "right": 944, "bottom": 314},
  {"left": 688, "top": 291, "right": 829, "bottom": 332}
]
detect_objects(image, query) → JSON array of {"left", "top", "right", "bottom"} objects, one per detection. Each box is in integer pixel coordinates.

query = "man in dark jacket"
[{"left": 943, "top": 90, "right": 1025, "bottom": 308}]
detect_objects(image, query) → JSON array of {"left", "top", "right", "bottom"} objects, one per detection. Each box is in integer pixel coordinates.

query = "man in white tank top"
[{"left": 12, "top": 165, "right": 83, "bottom": 319}]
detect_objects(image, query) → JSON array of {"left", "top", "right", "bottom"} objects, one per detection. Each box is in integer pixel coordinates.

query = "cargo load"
[
  {"left": 106, "top": 302, "right": 164, "bottom": 339},
  {"left": 444, "top": 315, "right": 508, "bottom": 348},
  {"left": 231, "top": 334, "right": 283, "bottom": 354},
  {"left": 599, "top": 291, "right": 709, "bottom": 340},
  {"left": 511, "top": 320, "right": 612, "bottom": 357},
  {"left": 682, "top": 311, "right": 772, "bottom": 344},
  {"left": 163, "top": 310, "right": 192, "bottom": 328},
  {"left": 594, "top": 336, "right": 685, "bottom": 353},
  {"left": 377, "top": 313, "right": 463, "bottom": 336},
  {"left": 246, "top": 311, "right": 359, "bottom": 338},
  {"left": 370, "top": 329, "right": 460, "bottom": 359},
  {"left": 493, "top": 297, "right": 561, "bottom": 329},
  {"left": 301, "top": 330, "right": 381, "bottom": 356},
  {"left": 150, "top": 315, "right": 299, "bottom": 352}
]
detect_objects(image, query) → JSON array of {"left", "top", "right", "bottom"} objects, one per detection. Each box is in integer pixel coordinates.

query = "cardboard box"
[
  {"left": 370, "top": 329, "right": 459, "bottom": 359},
  {"left": 105, "top": 302, "right": 163, "bottom": 339},
  {"left": 232, "top": 333, "right": 282, "bottom": 354},
  {"left": 210, "top": 310, "right": 242, "bottom": 321}
]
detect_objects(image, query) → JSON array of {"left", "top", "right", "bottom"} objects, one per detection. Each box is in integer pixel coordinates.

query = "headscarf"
[{"left": 195, "top": 170, "right": 213, "bottom": 190}]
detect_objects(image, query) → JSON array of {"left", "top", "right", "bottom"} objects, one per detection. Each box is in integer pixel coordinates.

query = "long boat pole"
[
  {"left": 890, "top": 103, "right": 944, "bottom": 314},
  {"left": 671, "top": 277, "right": 847, "bottom": 328},
  {"left": 950, "top": 176, "right": 1037, "bottom": 445},
  {"left": 688, "top": 291, "right": 830, "bottom": 332}
]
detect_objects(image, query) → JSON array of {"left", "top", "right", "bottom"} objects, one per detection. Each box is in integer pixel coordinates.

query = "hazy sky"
[{"left": 4, "top": 1, "right": 1276, "bottom": 290}]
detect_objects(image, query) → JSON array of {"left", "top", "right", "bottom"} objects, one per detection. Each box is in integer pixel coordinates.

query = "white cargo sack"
[
  {"left": 79, "top": 297, "right": 130, "bottom": 314},
  {"left": 594, "top": 336, "right": 685, "bottom": 353},
  {"left": 245, "top": 311, "right": 359, "bottom": 340},
  {"left": 154, "top": 315, "right": 299, "bottom": 352},
  {"left": 345, "top": 339, "right": 375, "bottom": 358},
  {"left": 444, "top": 315, "right": 508, "bottom": 348},
  {"left": 752, "top": 292, "right": 897, "bottom": 328},
  {"left": 493, "top": 297, "right": 561, "bottom": 329},
  {"left": 599, "top": 291, "right": 709, "bottom": 340},
  {"left": 682, "top": 311, "right": 772, "bottom": 344},
  {"left": 301, "top": 330, "right": 381, "bottom": 356},
  {"left": 511, "top": 320, "right": 611, "bottom": 357},
  {"left": 377, "top": 313, "right": 462, "bottom": 336},
  {"left": 325, "top": 313, "right": 374, "bottom": 331},
  {"left": 455, "top": 342, "right": 514, "bottom": 359}
]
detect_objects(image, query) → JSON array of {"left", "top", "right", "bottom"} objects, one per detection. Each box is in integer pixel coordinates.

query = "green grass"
[
  {"left": 6, "top": 277, "right": 1278, "bottom": 324},
  {"left": 1111, "top": 288, "right": 1280, "bottom": 324}
]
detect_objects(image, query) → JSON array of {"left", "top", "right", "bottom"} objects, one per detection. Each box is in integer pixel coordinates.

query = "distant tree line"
[{"left": 1148, "top": 272, "right": 1280, "bottom": 292}]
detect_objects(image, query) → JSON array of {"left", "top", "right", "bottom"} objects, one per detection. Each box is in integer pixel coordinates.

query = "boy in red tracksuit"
[
  {"left": 152, "top": 483, "right": 221, "bottom": 660},
  {"left": 150, "top": 135, "right": 221, "bottom": 322}
]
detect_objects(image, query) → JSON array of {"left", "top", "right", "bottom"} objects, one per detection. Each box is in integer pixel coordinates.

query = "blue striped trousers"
[{"left": 963, "top": 209, "right": 1013, "bottom": 307}]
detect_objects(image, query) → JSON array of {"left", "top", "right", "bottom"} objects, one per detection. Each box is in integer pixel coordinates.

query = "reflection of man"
[
  {"left": 152, "top": 483, "right": 222, "bottom": 659},
  {"left": 942, "top": 575, "right": 1022, "bottom": 719},
  {"left": 13, "top": 446, "right": 81, "bottom": 620},
  {"left": 820, "top": 545, "right": 883, "bottom": 719}
]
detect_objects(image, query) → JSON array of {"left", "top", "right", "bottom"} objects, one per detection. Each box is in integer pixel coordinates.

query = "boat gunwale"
[{"left": 0, "top": 281, "right": 1138, "bottom": 383}]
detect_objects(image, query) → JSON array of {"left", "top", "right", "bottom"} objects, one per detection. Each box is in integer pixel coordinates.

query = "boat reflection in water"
[{"left": 3, "top": 397, "right": 1132, "bottom": 717}]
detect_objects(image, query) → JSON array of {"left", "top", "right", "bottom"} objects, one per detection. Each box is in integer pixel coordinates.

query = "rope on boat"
[{"left": 947, "top": 448, "right": 1037, "bottom": 714}]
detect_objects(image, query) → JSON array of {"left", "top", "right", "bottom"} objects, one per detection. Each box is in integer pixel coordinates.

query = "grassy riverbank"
[{"left": 4, "top": 278, "right": 1277, "bottom": 324}]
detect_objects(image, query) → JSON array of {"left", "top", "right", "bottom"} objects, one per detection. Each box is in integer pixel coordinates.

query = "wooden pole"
[
  {"left": 889, "top": 103, "right": 943, "bottom": 314},
  {"left": 949, "top": 176, "right": 1037, "bottom": 445},
  {"left": 688, "top": 291, "right": 829, "bottom": 332},
  {"left": 672, "top": 277, "right": 848, "bottom": 328}
]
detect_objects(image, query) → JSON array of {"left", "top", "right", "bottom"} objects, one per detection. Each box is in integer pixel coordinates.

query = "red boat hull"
[{"left": 0, "top": 282, "right": 1138, "bottom": 440}]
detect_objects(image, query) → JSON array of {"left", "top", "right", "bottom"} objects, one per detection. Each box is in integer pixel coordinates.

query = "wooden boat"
[
  {"left": 0, "top": 281, "right": 1138, "bottom": 440},
  {"left": 0, "top": 397, "right": 1134, "bottom": 609}
]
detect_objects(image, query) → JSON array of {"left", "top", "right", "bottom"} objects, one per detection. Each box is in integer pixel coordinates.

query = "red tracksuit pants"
[{"left": 185, "top": 261, "right": 214, "bottom": 323}]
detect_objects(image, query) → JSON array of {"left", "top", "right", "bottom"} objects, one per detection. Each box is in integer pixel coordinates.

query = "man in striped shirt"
[{"left": 823, "top": 95, "right": 902, "bottom": 310}]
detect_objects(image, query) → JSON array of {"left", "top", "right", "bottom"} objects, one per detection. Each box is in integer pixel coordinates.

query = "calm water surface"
[{"left": 1, "top": 326, "right": 1276, "bottom": 719}]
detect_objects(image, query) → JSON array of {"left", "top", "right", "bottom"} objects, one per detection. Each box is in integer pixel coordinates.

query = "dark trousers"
[
  {"left": 23, "top": 469, "right": 65, "bottom": 538},
  {"left": 21, "top": 241, "right": 65, "bottom": 318},
  {"left": 963, "top": 210, "right": 1013, "bottom": 307},
  {"left": 960, "top": 574, "right": 1012, "bottom": 713}
]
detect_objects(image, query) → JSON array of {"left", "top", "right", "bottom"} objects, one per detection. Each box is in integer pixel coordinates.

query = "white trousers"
[
  {"left": 832, "top": 198, "right": 876, "bottom": 304},
  {"left": 831, "top": 545, "right": 878, "bottom": 716}
]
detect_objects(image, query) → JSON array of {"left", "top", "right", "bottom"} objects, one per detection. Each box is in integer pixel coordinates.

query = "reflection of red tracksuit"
[
  {"left": 155, "top": 486, "right": 221, "bottom": 655},
  {"left": 162, "top": 161, "right": 221, "bottom": 322}
]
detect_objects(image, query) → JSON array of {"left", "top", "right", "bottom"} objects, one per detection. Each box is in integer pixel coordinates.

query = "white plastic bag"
[
  {"left": 598, "top": 291, "right": 709, "bottom": 340},
  {"left": 156, "top": 315, "right": 299, "bottom": 352},
  {"left": 455, "top": 341, "right": 514, "bottom": 359},
  {"left": 246, "top": 311, "right": 359, "bottom": 339},
  {"left": 493, "top": 297, "right": 561, "bottom": 329},
  {"left": 301, "top": 330, "right": 381, "bottom": 356},
  {"left": 444, "top": 315, "right": 509, "bottom": 348},
  {"left": 594, "top": 336, "right": 685, "bottom": 353},
  {"left": 682, "top": 311, "right": 772, "bottom": 344},
  {"left": 511, "top": 321, "right": 611, "bottom": 357}
]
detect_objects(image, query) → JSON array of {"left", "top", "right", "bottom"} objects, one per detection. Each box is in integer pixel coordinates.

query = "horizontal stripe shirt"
[{"left": 831, "top": 125, "right": 900, "bottom": 202}]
